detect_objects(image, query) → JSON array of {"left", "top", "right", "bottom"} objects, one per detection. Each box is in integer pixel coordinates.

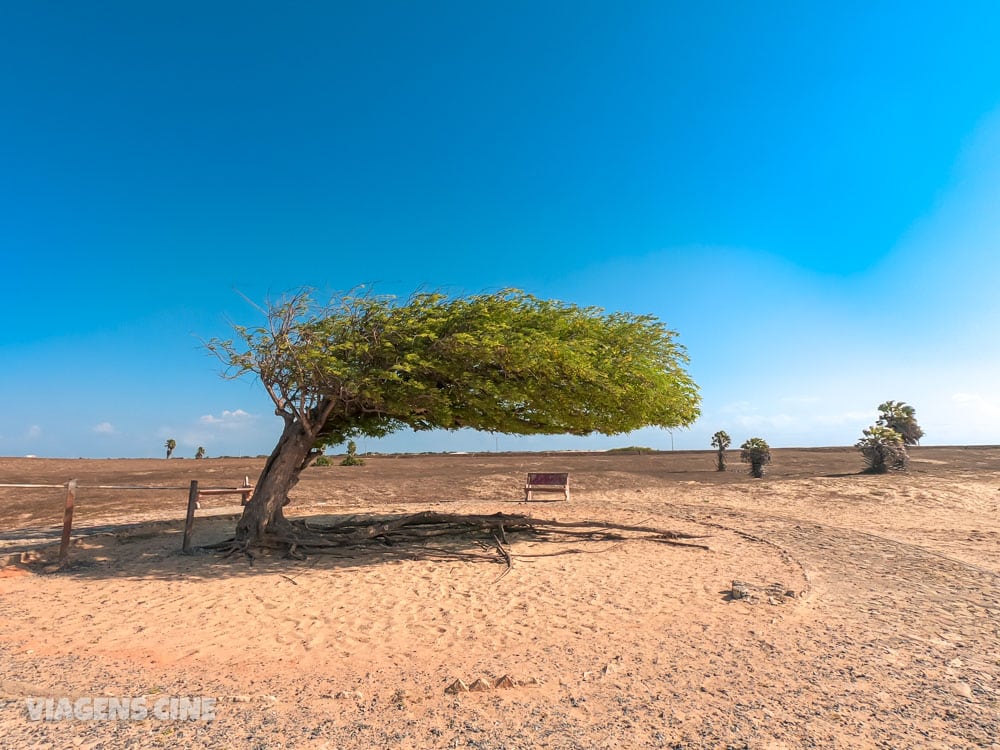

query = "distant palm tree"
[
  {"left": 165, "top": 439, "right": 176, "bottom": 459},
  {"left": 195, "top": 446, "right": 206, "bottom": 460},
  {"left": 877, "top": 401, "right": 924, "bottom": 446},
  {"left": 856, "top": 425, "right": 908, "bottom": 473},
  {"left": 740, "top": 437, "right": 771, "bottom": 478},
  {"left": 711, "top": 430, "right": 731, "bottom": 471}
]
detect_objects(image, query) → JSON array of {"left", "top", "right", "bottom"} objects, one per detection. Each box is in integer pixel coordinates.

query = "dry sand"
[{"left": 0, "top": 447, "right": 998, "bottom": 749}]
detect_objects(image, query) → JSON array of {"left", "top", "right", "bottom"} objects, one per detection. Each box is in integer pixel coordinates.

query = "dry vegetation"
[{"left": 1, "top": 447, "right": 999, "bottom": 748}]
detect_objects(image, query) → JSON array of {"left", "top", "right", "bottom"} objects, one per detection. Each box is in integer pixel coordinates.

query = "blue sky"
[{"left": 3, "top": 2, "right": 1000, "bottom": 458}]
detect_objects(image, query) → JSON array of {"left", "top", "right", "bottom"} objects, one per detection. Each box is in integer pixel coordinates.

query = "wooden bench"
[{"left": 524, "top": 472, "right": 569, "bottom": 502}]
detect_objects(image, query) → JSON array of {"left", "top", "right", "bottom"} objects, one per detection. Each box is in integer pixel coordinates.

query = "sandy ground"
[{"left": 0, "top": 447, "right": 998, "bottom": 749}]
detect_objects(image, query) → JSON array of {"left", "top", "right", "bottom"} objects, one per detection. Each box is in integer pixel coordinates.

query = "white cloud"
[
  {"left": 168, "top": 408, "right": 271, "bottom": 455},
  {"left": 814, "top": 410, "right": 872, "bottom": 426},
  {"left": 26, "top": 425, "right": 42, "bottom": 439},
  {"left": 950, "top": 392, "right": 1000, "bottom": 419},
  {"left": 93, "top": 421, "right": 116, "bottom": 434},
  {"left": 704, "top": 399, "right": 876, "bottom": 446},
  {"left": 198, "top": 409, "right": 255, "bottom": 429}
]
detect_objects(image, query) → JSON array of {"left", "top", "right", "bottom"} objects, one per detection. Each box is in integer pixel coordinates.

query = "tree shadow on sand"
[{"left": 6, "top": 511, "right": 710, "bottom": 582}]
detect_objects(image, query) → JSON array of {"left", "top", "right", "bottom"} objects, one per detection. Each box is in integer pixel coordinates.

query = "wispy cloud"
[
  {"left": 733, "top": 413, "right": 796, "bottom": 430},
  {"left": 780, "top": 395, "right": 822, "bottom": 405},
  {"left": 708, "top": 401, "right": 873, "bottom": 441},
  {"left": 198, "top": 409, "right": 255, "bottom": 429},
  {"left": 951, "top": 392, "right": 1000, "bottom": 418},
  {"left": 156, "top": 408, "right": 273, "bottom": 456},
  {"left": 26, "top": 425, "right": 42, "bottom": 439},
  {"left": 92, "top": 421, "right": 116, "bottom": 434},
  {"left": 814, "top": 410, "right": 872, "bottom": 427}
]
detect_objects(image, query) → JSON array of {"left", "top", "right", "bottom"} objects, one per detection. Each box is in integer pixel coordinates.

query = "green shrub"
[
  {"left": 856, "top": 425, "right": 908, "bottom": 473},
  {"left": 740, "top": 437, "right": 771, "bottom": 478},
  {"left": 313, "top": 455, "right": 334, "bottom": 467},
  {"left": 340, "top": 440, "right": 366, "bottom": 466}
]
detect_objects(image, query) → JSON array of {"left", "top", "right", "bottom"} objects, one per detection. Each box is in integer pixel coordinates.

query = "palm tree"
[
  {"left": 856, "top": 425, "right": 908, "bottom": 473},
  {"left": 711, "top": 430, "right": 731, "bottom": 471},
  {"left": 740, "top": 437, "right": 771, "bottom": 478},
  {"left": 195, "top": 446, "right": 206, "bottom": 460},
  {"left": 165, "top": 439, "right": 176, "bottom": 459},
  {"left": 877, "top": 401, "right": 924, "bottom": 446}
]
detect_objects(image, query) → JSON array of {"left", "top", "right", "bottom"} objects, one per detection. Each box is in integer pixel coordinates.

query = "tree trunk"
[{"left": 235, "top": 419, "right": 317, "bottom": 545}]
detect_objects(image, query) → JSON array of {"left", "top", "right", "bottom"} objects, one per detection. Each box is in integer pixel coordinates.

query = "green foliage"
[
  {"left": 313, "top": 454, "right": 334, "bottom": 467},
  {"left": 876, "top": 401, "right": 924, "bottom": 446},
  {"left": 165, "top": 439, "right": 176, "bottom": 459},
  {"left": 340, "top": 440, "right": 365, "bottom": 466},
  {"left": 710, "top": 431, "right": 731, "bottom": 450},
  {"left": 856, "top": 425, "right": 908, "bottom": 473},
  {"left": 711, "top": 430, "right": 731, "bottom": 471},
  {"left": 195, "top": 446, "right": 206, "bottom": 460},
  {"left": 606, "top": 446, "right": 655, "bottom": 454},
  {"left": 740, "top": 437, "right": 771, "bottom": 478},
  {"left": 207, "top": 288, "right": 701, "bottom": 451}
]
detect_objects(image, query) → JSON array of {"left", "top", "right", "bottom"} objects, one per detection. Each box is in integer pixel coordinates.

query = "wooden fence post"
[
  {"left": 182, "top": 480, "right": 199, "bottom": 553},
  {"left": 58, "top": 479, "right": 77, "bottom": 567}
]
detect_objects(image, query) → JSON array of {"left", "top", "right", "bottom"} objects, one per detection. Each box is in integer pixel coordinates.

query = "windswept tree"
[
  {"left": 711, "top": 430, "right": 731, "bottom": 471},
  {"left": 740, "top": 437, "right": 771, "bottom": 478},
  {"left": 877, "top": 401, "right": 924, "bottom": 446},
  {"left": 165, "top": 439, "right": 176, "bottom": 459},
  {"left": 856, "top": 425, "right": 908, "bottom": 473},
  {"left": 208, "top": 289, "right": 701, "bottom": 548}
]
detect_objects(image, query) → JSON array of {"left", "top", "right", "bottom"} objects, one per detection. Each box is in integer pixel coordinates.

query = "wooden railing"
[{"left": 0, "top": 477, "right": 255, "bottom": 565}]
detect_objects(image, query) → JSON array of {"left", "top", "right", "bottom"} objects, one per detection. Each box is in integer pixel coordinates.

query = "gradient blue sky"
[{"left": 3, "top": 2, "right": 1000, "bottom": 458}]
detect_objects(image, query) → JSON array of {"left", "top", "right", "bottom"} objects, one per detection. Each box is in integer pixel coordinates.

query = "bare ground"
[{"left": 1, "top": 446, "right": 998, "bottom": 749}]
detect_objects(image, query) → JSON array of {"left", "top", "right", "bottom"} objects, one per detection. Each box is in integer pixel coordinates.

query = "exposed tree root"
[{"left": 203, "top": 511, "right": 710, "bottom": 570}]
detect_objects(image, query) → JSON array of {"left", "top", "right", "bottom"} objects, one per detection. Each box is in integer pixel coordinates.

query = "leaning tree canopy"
[{"left": 214, "top": 289, "right": 701, "bottom": 448}]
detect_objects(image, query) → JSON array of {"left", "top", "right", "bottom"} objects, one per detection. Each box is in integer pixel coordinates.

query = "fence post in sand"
[
  {"left": 182, "top": 480, "right": 199, "bottom": 554},
  {"left": 58, "top": 479, "right": 77, "bottom": 567}
]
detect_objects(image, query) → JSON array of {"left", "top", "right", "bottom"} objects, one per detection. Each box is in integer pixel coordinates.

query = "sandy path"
[{"left": 677, "top": 507, "right": 1000, "bottom": 748}]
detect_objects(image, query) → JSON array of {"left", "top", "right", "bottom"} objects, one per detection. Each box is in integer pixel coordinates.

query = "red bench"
[{"left": 524, "top": 472, "right": 569, "bottom": 502}]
